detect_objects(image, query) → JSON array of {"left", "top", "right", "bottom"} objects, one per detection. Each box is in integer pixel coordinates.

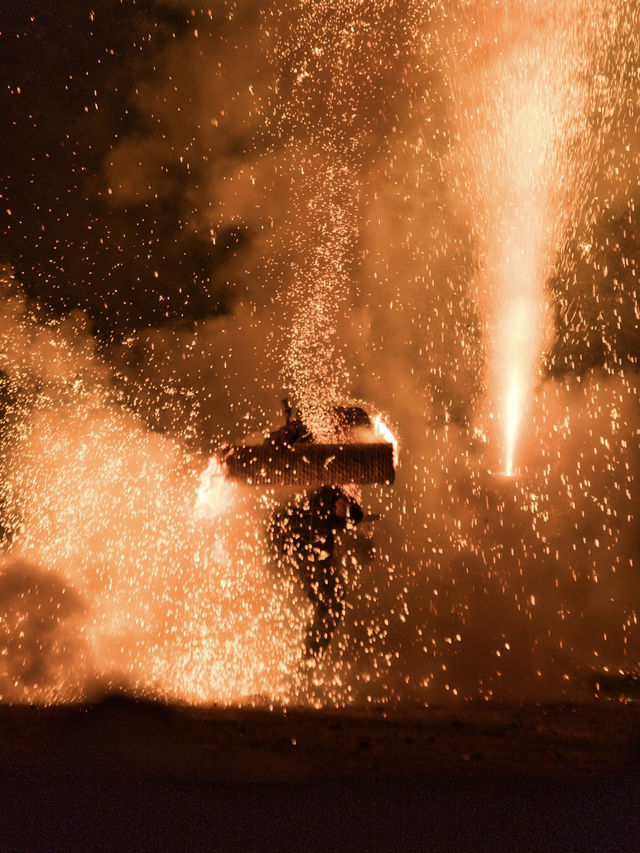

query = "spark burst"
[
  {"left": 0, "top": 280, "right": 301, "bottom": 704},
  {"left": 445, "top": 0, "right": 638, "bottom": 476},
  {"left": 2, "top": 1, "right": 640, "bottom": 708}
]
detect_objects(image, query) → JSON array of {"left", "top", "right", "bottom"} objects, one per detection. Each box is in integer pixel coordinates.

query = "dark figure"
[
  {"left": 332, "top": 405, "right": 371, "bottom": 434},
  {"left": 268, "top": 399, "right": 371, "bottom": 448},
  {"left": 267, "top": 398, "right": 312, "bottom": 447},
  {"left": 269, "top": 486, "right": 363, "bottom": 659}
]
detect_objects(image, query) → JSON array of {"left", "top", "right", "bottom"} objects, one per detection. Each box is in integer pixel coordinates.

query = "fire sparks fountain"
[
  {"left": 446, "top": 0, "right": 636, "bottom": 478},
  {"left": 1, "top": 1, "right": 640, "bottom": 707}
]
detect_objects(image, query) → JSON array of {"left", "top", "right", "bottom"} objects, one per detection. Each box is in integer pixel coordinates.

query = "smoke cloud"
[{"left": 0, "top": 272, "right": 302, "bottom": 703}]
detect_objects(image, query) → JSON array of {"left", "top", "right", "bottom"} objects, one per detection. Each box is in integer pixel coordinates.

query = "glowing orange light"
[
  {"left": 195, "top": 456, "right": 235, "bottom": 519},
  {"left": 373, "top": 414, "right": 399, "bottom": 467},
  {"left": 504, "top": 380, "right": 520, "bottom": 477}
]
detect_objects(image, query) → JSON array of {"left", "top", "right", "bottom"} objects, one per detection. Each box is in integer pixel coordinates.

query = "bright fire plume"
[
  {"left": 2, "top": 0, "right": 640, "bottom": 710},
  {"left": 445, "top": 0, "right": 633, "bottom": 474},
  {"left": 0, "top": 286, "right": 302, "bottom": 705}
]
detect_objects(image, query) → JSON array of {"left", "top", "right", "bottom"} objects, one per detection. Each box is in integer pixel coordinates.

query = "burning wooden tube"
[{"left": 222, "top": 442, "right": 395, "bottom": 486}]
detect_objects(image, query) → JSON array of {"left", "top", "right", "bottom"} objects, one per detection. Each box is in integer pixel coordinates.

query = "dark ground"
[{"left": 1, "top": 696, "right": 639, "bottom": 852}]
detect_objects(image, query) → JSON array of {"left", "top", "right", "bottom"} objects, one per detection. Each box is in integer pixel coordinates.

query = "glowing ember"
[{"left": 0, "top": 285, "right": 301, "bottom": 704}]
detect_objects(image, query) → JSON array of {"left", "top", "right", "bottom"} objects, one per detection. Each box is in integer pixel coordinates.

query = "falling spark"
[{"left": 195, "top": 456, "right": 235, "bottom": 520}]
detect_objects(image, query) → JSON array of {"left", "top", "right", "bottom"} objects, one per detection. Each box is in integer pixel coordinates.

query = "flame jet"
[{"left": 445, "top": 0, "right": 629, "bottom": 474}]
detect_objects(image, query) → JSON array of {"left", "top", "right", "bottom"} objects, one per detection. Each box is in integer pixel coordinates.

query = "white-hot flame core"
[
  {"left": 373, "top": 414, "right": 399, "bottom": 467},
  {"left": 195, "top": 456, "right": 235, "bottom": 519},
  {"left": 504, "top": 379, "right": 520, "bottom": 477}
]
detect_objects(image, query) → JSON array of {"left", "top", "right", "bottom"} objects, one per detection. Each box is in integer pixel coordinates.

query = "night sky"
[
  {"left": 2, "top": 1, "right": 247, "bottom": 340},
  {"left": 3, "top": 1, "right": 640, "bottom": 371}
]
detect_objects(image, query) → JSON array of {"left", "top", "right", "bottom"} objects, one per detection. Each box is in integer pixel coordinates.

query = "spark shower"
[{"left": 1, "top": 0, "right": 640, "bottom": 706}]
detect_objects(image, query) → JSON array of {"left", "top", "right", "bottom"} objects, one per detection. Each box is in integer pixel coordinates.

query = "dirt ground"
[{"left": 2, "top": 697, "right": 639, "bottom": 851}]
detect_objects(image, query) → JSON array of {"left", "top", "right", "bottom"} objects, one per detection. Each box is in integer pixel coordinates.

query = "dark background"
[
  {"left": 3, "top": 0, "right": 640, "bottom": 373},
  {"left": 1, "top": 1, "right": 244, "bottom": 341},
  {"left": 1, "top": 697, "right": 639, "bottom": 852}
]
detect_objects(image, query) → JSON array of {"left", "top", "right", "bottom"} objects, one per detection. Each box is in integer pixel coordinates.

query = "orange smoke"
[{"left": 0, "top": 285, "right": 303, "bottom": 705}]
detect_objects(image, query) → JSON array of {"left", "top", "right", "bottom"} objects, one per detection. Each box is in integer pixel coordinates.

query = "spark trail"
[{"left": 445, "top": 0, "right": 638, "bottom": 475}]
